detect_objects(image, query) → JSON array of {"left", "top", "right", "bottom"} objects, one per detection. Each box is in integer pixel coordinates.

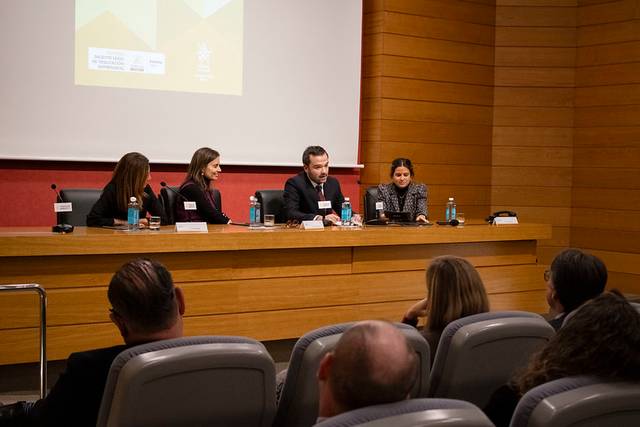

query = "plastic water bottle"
[
  {"left": 341, "top": 197, "right": 352, "bottom": 226},
  {"left": 127, "top": 196, "right": 139, "bottom": 230},
  {"left": 249, "top": 196, "right": 257, "bottom": 226},
  {"left": 445, "top": 197, "right": 457, "bottom": 221}
]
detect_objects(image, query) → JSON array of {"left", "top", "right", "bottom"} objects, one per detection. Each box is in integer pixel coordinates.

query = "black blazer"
[
  {"left": 24, "top": 344, "right": 129, "bottom": 426},
  {"left": 86, "top": 182, "right": 166, "bottom": 227},
  {"left": 283, "top": 172, "right": 345, "bottom": 221},
  {"left": 376, "top": 182, "right": 428, "bottom": 220}
]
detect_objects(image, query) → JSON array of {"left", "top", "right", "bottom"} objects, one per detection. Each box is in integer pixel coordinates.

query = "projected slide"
[{"left": 75, "top": 0, "right": 243, "bottom": 95}]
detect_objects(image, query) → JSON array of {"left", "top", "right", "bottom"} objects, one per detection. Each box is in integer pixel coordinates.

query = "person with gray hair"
[
  {"left": 1, "top": 258, "right": 185, "bottom": 426},
  {"left": 316, "top": 320, "right": 418, "bottom": 421}
]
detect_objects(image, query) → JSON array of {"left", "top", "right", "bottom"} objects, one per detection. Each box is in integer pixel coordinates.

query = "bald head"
[{"left": 325, "top": 321, "right": 418, "bottom": 414}]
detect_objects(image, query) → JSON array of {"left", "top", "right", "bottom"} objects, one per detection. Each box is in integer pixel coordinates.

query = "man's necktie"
[{"left": 316, "top": 185, "right": 325, "bottom": 201}]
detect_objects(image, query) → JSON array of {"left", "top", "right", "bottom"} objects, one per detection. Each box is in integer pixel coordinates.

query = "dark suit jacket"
[
  {"left": 376, "top": 182, "right": 428, "bottom": 220},
  {"left": 176, "top": 178, "right": 229, "bottom": 224},
  {"left": 23, "top": 344, "right": 129, "bottom": 426},
  {"left": 283, "top": 172, "right": 345, "bottom": 221}
]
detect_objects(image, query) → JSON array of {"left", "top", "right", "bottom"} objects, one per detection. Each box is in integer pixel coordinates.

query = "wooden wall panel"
[
  {"left": 492, "top": 2, "right": 577, "bottom": 264},
  {"left": 360, "top": 0, "right": 495, "bottom": 222},
  {"left": 573, "top": 0, "right": 640, "bottom": 284}
]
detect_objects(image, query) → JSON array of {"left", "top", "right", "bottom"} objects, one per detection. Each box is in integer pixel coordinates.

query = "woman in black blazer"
[
  {"left": 87, "top": 152, "right": 165, "bottom": 227},
  {"left": 376, "top": 158, "right": 428, "bottom": 222},
  {"left": 175, "top": 147, "right": 230, "bottom": 224}
]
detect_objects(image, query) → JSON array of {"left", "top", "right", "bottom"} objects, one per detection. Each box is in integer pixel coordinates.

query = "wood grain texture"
[{"left": 0, "top": 224, "right": 550, "bottom": 364}]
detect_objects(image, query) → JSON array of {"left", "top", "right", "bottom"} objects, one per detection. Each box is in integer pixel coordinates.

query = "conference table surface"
[{"left": 0, "top": 222, "right": 551, "bottom": 365}]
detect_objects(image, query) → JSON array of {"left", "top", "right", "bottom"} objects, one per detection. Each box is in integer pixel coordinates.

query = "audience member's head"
[
  {"left": 546, "top": 248, "right": 607, "bottom": 315},
  {"left": 108, "top": 258, "right": 185, "bottom": 344},
  {"left": 317, "top": 320, "right": 418, "bottom": 419},
  {"left": 515, "top": 290, "right": 640, "bottom": 395},
  {"left": 111, "top": 152, "right": 151, "bottom": 211},
  {"left": 426, "top": 256, "right": 489, "bottom": 331}
]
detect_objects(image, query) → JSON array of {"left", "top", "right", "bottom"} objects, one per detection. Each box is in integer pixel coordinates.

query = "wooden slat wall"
[
  {"left": 492, "top": 0, "right": 577, "bottom": 264},
  {"left": 572, "top": 0, "right": 640, "bottom": 295},
  {"left": 361, "top": 0, "right": 495, "bottom": 220}
]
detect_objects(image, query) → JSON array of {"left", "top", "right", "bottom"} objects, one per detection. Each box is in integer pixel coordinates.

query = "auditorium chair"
[
  {"left": 510, "top": 376, "right": 640, "bottom": 427},
  {"left": 254, "top": 189, "right": 286, "bottom": 223},
  {"left": 273, "top": 322, "right": 431, "bottom": 427},
  {"left": 428, "top": 311, "right": 554, "bottom": 409},
  {"left": 160, "top": 186, "right": 222, "bottom": 224},
  {"left": 363, "top": 186, "right": 379, "bottom": 222},
  {"left": 57, "top": 188, "right": 102, "bottom": 226},
  {"left": 96, "top": 336, "right": 276, "bottom": 427},
  {"left": 314, "top": 398, "right": 494, "bottom": 427}
]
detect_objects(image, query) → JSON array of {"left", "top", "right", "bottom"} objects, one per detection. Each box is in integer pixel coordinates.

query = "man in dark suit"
[
  {"left": 1, "top": 258, "right": 185, "bottom": 426},
  {"left": 284, "top": 145, "right": 360, "bottom": 224}
]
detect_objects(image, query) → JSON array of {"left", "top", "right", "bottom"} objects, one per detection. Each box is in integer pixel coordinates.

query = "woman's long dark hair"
[{"left": 515, "top": 290, "right": 640, "bottom": 395}]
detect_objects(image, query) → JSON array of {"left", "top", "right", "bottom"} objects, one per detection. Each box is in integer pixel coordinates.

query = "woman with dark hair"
[
  {"left": 484, "top": 290, "right": 640, "bottom": 427},
  {"left": 402, "top": 255, "right": 490, "bottom": 356},
  {"left": 87, "top": 152, "right": 165, "bottom": 227},
  {"left": 545, "top": 248, "right": 607, "bottom": 330},
  {"left": 376, "top": 158, "right": 428, "bottom": 222},
  {"left": 176, "top": 147, "right": 230, "bottom": 224}
]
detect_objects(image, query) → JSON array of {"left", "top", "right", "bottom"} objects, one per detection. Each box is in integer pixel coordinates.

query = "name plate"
[
  {"left": 184, "top": 201, "right": 197, "bottom": 210},
  {"left": 375, "top": 201, "right": 384, "bottom": 210},
  {"left": 54, "top": 202, "right": 72, "bottom": 212},
  {"left": 318, "top": 200, "right": 332, "bottom": 209},
  {"left": 175, "top": 222, "right": 208, "bottom": 232},
  {"left": 302, "top": 220, "right": 324, "bottom": 230},
  {"left": 494, "top": 216, "right": 518, "bottom": 225}
]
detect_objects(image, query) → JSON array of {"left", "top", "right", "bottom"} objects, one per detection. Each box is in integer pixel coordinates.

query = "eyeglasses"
[{"left": 544, "top": 269, "right": 551, "bottom": 282}]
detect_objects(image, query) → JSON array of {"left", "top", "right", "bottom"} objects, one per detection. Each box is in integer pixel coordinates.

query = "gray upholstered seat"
[
  {"left": 255, "top": 189, "right": 286, "bottom": 223},
  {"left": 314, "top": 398, "right": 494, "bottom": 427},
  {"left": 428, "top": 311, "right": 554, "bottom": 408},
  {"left": 510, "top": 376, "right": 640, "bottom": 427},
  {"left": 96, "top": 336, "right": 276, "bottom": 427},
  {"left": 273, "top": 322, "right": 431, "bottom": 427},
  {"left": 57, "top": 188, "right": 102, "bottom": 226}
]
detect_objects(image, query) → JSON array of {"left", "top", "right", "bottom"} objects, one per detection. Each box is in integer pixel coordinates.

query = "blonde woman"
[
  {"left": 402, "top": 255, "right": 490, "bottom": 355},
  {"left": 87, "top": 152, "right": 165, "bottom": 227}
]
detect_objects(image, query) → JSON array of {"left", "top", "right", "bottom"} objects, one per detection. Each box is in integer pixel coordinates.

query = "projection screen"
[{"left": 0, "top": 0, "right": 363, "bottom": 166}]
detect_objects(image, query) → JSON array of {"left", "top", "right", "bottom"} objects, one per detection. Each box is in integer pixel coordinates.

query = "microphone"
[
  {"left": 50, "top": 183, "right": 63, "bottom": 203},
  {"left": 160, "top": 181, "right": 189, "bottom": 202},
  {"left": 50, "top": 184, "right": 74, "bottom": 233},
  {"left": 436, "top": 219, "right": 460, "bottom": 226}
]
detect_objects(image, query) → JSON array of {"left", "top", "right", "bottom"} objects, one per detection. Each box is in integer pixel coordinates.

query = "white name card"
[
  {"left": 302, "top": 220, "right": 325, "bottom": 230},
  {"left": 54, "top": 202, "right": 72, "bottom": 212},
  {"left": 184, "top": 201, "right": 197, "bottom": 210},
  {"left": 375, "top": 201, "right": 384, "bottom": 210},
  {"left": 175, "top": 222, "right": 208, "bottom": 232},
  {"left": 318, "top": 200, "right": 332, "bottom": 209},
  {"left": 494, "top": 216, "right": 518, "bottom": 225}
]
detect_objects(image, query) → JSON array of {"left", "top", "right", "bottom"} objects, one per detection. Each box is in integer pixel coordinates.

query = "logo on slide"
[{"left": 196, "top": 42, "right": 212, "bottom": 81}]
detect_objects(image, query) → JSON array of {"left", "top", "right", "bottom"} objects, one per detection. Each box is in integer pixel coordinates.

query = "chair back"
[
  {"left": 511, "top": 376, "right": 640, "bottom": 427},
  {"left": 363, "top": 186, "right": 379, "bottom": 222},
  {"left": 315, "top": 398, "right": 494, "bottom": 427},
  {"left": 273, "top": 322, "right": 430, "bottom": 427},
  {"left": 96, "top": 336, "right": 276, "bottom": 427},
  {"left": 57, "top": 188, "right": 102, "bottom": 226},
  {"left": 160, "top": 186, "right": 221, "bottom": 224},
  {"left": 428, "top": 311, "right": 554, "bottom": 408},
  {"left": 255, "top": 189, "right": 286, "bottom": 223}
]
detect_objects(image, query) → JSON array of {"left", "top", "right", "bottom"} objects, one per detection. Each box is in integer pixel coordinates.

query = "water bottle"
[
  {"left": 445, "top": 197, "right": 457, "bottom": 221},
  {"left": 249, "top": 196, "right": 257, "bottom": 226},
  {"left": 127, "top": 196, "right": 139, "bottom": 230},
  {"left": 341, "top": 197, "right": 352, "bottom": 226},
  {"left": 255, "top": 200, "right": 261, "bottom": 225}
]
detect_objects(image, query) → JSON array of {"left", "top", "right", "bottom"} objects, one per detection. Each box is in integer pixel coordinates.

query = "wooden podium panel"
[{"left": 0, "top": 223, "right": 551, "bottom": 365}]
